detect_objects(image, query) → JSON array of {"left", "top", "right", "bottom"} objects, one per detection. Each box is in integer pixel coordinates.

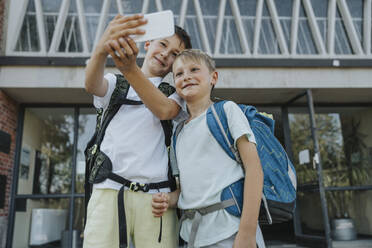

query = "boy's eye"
[
  {"left": 160, "top": 42, "right": 166, "bottom": 47},
  {"left": 175, "top": 72, "right": 183, "bottom": 77},
  {"left": 172, "top": 52, "right": 178, "bottom": 57},
  {"left": 191, "top": 67, "right": 199, "bottom": 72}
]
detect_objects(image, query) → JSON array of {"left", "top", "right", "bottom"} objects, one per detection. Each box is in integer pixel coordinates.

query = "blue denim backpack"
[
  {"left": 171, "top": 100, "right": 297, "bottom": 225},
  {"left": 207, "top": 100, "right": 297, "bottom": 224}
]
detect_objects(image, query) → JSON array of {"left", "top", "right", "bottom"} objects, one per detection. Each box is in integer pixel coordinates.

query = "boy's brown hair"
[
  {"left": 175, "top": 25, "right": 192, "bottom": 49},
  {"left": 174, "top": 49, "right": 215, "bottom": 72}
]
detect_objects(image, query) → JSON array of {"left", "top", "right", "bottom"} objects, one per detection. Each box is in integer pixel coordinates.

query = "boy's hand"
[
  {"left": 233, "top": 231, "right": 256, "bottom": 248},
  {"left": 105, "top": 37, "right": 139, "bottom": 73},
  {"left": 151, "top": 193, "right": 170, "bottom": 217},
  {"left": 95, "top": 14, "right": 146, "bottom": 56}
]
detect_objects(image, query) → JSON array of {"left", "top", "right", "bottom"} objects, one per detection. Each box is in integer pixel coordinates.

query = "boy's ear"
[
  {"left": 144, "top": 41, "right": 151, "bottom": 51},
  {"left": 211, "top": 71, "right": 218, "bottom": 86}
]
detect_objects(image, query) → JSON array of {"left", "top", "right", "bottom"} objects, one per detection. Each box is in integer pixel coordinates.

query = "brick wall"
[{"left": 0, "top": 90, "right": 18, "bottom": 247}]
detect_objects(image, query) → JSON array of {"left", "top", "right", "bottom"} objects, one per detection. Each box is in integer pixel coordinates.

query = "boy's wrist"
[
  {"left": 92, "top": 48, "right": 108, "bottom": 59},
  {"left": 237, "top": 224, "right": 256, "bottom": 238},
  {"left": 120, "top": 63, "right": 141, "bottom": 76}
]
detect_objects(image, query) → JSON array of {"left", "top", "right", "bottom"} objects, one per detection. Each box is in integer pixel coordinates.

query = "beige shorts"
[{"left": 83, "top": 188, "right": 178, "bottom": 248}]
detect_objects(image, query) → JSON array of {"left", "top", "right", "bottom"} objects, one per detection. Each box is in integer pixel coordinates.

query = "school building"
[{"left": 0, "top": 0, "right": 372, "bottom": 247}]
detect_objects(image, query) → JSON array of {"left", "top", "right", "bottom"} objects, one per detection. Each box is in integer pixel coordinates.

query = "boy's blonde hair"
[{"left": 174, "top": 49, "right": 215, "bottom": 72}]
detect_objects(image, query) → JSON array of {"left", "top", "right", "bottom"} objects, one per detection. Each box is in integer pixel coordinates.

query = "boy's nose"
[
  {"left": 160, "top": 50, "right": 169, "bottom": 57},
  {"left": 184, "top": 72, "right": 192, "bottom": 81}
]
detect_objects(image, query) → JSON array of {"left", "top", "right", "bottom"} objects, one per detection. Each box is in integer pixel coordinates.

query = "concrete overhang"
[{"left": 0, "top": 66, "right": 371, "bottom": 105}]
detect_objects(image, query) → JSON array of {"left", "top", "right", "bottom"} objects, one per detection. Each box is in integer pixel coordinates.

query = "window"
[{"left": 13, "top": 106, "right": 96, "bottom": 247}]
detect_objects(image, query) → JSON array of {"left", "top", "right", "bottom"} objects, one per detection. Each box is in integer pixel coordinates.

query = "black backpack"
[{"left": 84, "top": 74, "right": 176, "bottom": 247}]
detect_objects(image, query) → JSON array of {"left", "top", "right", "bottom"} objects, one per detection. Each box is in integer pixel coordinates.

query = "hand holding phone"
[{"left": 131, "top": 10, "right": 175, "bottom": 42}]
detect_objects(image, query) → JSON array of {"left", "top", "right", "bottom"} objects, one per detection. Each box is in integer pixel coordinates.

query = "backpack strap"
[
  {"left": 207, "top": 101, "right": 242, "bottom": 163},
  {"left": 158, "top": 82, "right": 176, "bottom": 147},
  {"left": 169, "top": 121, "right": 185, "bottom": 179},
  {"left": 178, "top": 198, "right": 236, "bottom": 248}
]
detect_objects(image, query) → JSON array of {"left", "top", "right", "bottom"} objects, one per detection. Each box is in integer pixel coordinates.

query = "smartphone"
[{"left": 131, "top": 10, "right": 175, "bottom": 42}]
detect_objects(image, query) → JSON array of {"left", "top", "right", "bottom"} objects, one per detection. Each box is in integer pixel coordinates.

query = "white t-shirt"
[
  {"left": 93, "top": 73, "right": 183, "bottom": 192},
  {"left": 176, "top": 101, "right": 265, "bottom": 247}
]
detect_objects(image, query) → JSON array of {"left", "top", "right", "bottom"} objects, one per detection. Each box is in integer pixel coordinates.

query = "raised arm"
[
  {"left": 234, "top": 136, "right": 263, "bottom": 248},
  {"left": 85, "top": 14, "right": 147, "bottom": 97},
  {"left": 124, "top": 64, "right": 180, "bottom": 120},
  {"left": 105, "top": 38, "right": 181, "bottom": 120}
]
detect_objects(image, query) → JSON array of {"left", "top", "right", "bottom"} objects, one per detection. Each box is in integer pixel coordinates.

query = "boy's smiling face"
[
  {"left": 142, "top": 35, "right": 185, "bottom": 77},
  {"left": 173, "top": 58, "right": 217, "bottom": 102}
]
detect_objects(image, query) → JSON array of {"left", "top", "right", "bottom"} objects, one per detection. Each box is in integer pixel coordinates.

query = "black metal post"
[
  {"left": 281, "top": 106, "right": 303, "bottom": 237},
  {"left": 68, "top": 107, "right": 80, "bottom": 247},
  {"left": 6, "top": 106, "right": 25, "bottom": 248},
  {"left": 306, "top": 89, "right": 332, "bottom": 248}
]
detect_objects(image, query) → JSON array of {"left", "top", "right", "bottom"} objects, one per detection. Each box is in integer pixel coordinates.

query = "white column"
[
  {"left": 214, "top": 0, "right": 226, "bottom": 55},
  {"left": 266, "top": 0, "right": 288, "bottom": 55},
  {"left": 34, "top": 0, "right": 47, "bottom": 53},
  {"left": 230, "top": 0, "right": 250, "bottom": 55},
  {"left": 116, "top": 0, "right": 123, "bottom": 15},
  {"left": 93, "top": 0, "right": 111, "bottom": 50},
  {"left": 48, "top": 0, "right": 70, "bottom": 53},
  {"left": 363, "top": 0, "right": 371, "bottom": 54},
  {"left": 142, "top": 0, "right": 149, "bottom": 14},
  {"left": 290, "top": 0, "right": 300, "bottom": 55},
  {"left": 178, "top": 0, "right": 188, "bottom": 27},
  {"left": 253, "top": 0, "right": 264, "bottom": 55},
  {"left": 193, "top": 0, "right": 211, "bottom": 53},
  {"left": 302, "top": 0, "right": 326, "bottom": 55},
  {"left": 337, "top": 0, "right": 363, "bottom": 55},
  {"left": 76, "top": 0, "right": 89, "bottom": 54},
  {"left": 155, "top": 0, "right": 163, "bottom": 11},
  {"left": 7, "top": 0, "right": 29, "bottom": 53},
  {"left": 327, "top": 0, "right": 336, "bottom": 55}
]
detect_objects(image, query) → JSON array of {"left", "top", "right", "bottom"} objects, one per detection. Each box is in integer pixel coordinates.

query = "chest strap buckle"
[{"left": 129, "top": 182, "right": 150, "bottom": 192}]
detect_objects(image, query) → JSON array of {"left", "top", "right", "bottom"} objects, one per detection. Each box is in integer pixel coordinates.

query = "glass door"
[{"left": 282, "top": 90, "right": 332, "bottom": 248}]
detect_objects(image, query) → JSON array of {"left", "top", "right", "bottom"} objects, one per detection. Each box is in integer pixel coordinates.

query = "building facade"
[{"left": 0, "top": 0, "right": 372, "bottom": 247}]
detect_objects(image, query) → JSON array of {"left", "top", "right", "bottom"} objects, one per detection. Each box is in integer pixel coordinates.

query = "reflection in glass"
[
  {"left": 42, "top": 0, "right": 62, "bottom": 49},
  {"left": 289, "top": 107, "right": 372, "bottom": 187},
  {"left": 290, "top": 106, "right": 372, "bottom": 237},
  {"left": 259, "top": 18, "right": 280, "bottom": 54},
  {"left": 83, "top": 0, "right": 103, "bottom": 50},
  {"left": 326, "top": 190, "right": 354, "bottom": 219},
  {"left": 297, "top": 19, "right": 317, "bottom": 54},
  {"left": 15, "top": 1, "right": 39, "bottom": 52},
  {"left": 76, "top": 108, "right": 96, "bottom": 193},
  {"left": 18, "top": 108, "right": 74, "bottom": 195},
  {"left": 200, "top": 0, "right": 218, "bottom": 52},
  {"left": 335, "top": 7, "right": 353, "bottom": 54},
  {"left": 297, "top": 191, "right": 325, "bottom": 235},
  {"left": 13, "top": 198, "right": 70, "bottom": 248},
  {"left": 219, "top": 2, "right": 243, "bottom": 54},
  {"left": 74, "top": 198, "right": 85, "bottom": 239},
  {"left": 58, "top": 0, "right": 83, "bottom": 52},
  {"left": 289, "top": 112, "right": 316, "bottom": 185}
]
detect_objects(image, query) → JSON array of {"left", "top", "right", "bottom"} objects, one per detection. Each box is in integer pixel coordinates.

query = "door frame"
[{"left": 281, "top": 89, "right": 332, "bottom": 248}]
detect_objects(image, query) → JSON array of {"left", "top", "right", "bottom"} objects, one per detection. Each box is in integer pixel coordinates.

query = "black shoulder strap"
[
  {"left": 93, "top": 74, "right": 137, "bottom": 148},
  {"left": 158, "top": 82, "right": 176, "bottom": 97},
  {"left": 84, "top": 74, "right": 134, "bottom": 225},
  {"left": 157, "top": 82, "right": 176, "bottom": 147}
]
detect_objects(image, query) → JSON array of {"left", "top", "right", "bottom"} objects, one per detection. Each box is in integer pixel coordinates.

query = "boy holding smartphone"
[{"left": 84, "top": 14, "right": 191, "bottom": 248}]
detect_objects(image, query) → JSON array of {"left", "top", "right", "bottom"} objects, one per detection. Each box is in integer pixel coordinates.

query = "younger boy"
[
  {"left": 152, "top": 49, "right": 266, "bottom": 248},
  {"left": 84, "top": 14, "right": 191, "bottom": 248}
]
